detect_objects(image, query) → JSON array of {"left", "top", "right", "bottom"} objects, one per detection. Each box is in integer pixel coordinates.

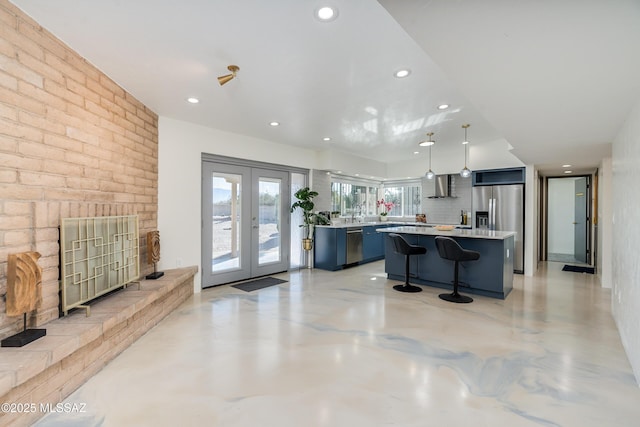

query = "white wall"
[
  {"left": 310, "top": 169, "right": 332, "bottom": 212},
  {"left": 547, "top": 178, "right": 576, "bottom": 254},
  {"left": 598, "top": 158, "right": 612, "bottom": 288},
  {"left": 524, "top": 165, "right": 538, "bottom": 276},
  {"left": 157, "top": 117, "right": 317, "bottom": 292},
  {"left": 611, "top": 97, "right": 640, "bottom": 384}
]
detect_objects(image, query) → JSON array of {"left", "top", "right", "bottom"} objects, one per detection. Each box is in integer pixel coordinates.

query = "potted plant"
[
  {"left": 377, "top": 199, "right": 394, "bottom": 221},
  {"left": 290, "top": 187, "right": 320, "bottom": 250}
]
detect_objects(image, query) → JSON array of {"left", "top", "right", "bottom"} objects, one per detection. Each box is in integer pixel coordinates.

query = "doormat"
[
  {"left": 231, "top": 277, "right": 287, "bottom": 292},
  {"left": 562, "top": 265, "right": 595, "bottom": 274}
]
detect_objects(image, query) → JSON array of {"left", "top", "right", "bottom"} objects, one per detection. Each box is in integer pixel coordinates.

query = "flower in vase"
[{"left": 376, "top": 199, "right": 394, "bottom": 216}]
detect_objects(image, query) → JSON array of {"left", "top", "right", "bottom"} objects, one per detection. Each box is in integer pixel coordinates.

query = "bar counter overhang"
[{"left": 378, "top": 226, "right": 515, "bottom": 299}]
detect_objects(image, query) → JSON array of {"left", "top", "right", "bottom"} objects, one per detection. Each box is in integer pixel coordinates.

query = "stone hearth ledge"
[{"left": 0, "top": 266, "right": 197, "bottom": 427}]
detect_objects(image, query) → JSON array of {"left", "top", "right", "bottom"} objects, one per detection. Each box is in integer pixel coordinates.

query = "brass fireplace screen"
[{"left": 60, "top": 215, "right": 139, "bottom": 316}]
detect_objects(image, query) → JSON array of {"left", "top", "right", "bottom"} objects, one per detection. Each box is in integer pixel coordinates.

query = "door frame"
[
  {"left": 201, "top": 154, "right": 308, "bottom": 288},
  {"left": 542, "top": 174, "right": 593, "bottom": 265},
  {"left": 250, "top": 168, "right": 290, "bottom": 278},
  {"left": 573, "top": 177, "right": 588, "bottom": 263}
]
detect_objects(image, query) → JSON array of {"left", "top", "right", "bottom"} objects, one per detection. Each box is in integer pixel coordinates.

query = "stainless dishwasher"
[{"left": 346, "top": 227, "right": 363, "bottom": 264}]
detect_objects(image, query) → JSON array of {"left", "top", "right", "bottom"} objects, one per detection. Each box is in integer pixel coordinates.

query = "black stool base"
[
  {"left": 394, "top": 284, "right": 422, "bottom": 293},
  {"left": 439, "top": 293, "right": 473, "bottom": 303}
]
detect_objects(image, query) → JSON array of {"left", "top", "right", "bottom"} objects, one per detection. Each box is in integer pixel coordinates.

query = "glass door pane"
[
  {"left": 202, "top": 162, "right": 252, "bottom": 287},
  {"left": 257, "top": 177, "right": 281, "bottom": 265},
  {"left": 211, "top": 173, "right": 242, "bottom": 273},
  {"left": 290, "top": 173, "right": 306, "bottom": 269}
]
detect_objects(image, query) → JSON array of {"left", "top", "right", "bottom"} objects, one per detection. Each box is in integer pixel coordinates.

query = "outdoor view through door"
[{"left": 202, "top": 161, "right": 292, "bottom": 287}]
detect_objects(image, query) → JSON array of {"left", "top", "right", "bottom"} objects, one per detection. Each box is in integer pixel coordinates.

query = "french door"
[{"left": 202, "top": 161, "right": 290, "bottom": 287}]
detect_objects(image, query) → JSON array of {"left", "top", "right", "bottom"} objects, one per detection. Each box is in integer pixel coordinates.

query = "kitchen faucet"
[{"left": 352, "top": 204, "right": 363, "bottom": 223}]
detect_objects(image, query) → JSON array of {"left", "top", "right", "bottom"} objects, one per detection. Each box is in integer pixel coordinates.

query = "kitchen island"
[
  {"left": 313, "top": 221, "right": 472, "bottom": 271},
  {"left": 379, "top": 226, "right": 515, "bottom": 299}
]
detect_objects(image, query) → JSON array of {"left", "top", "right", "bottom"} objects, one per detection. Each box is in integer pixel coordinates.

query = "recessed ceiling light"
[
  {"left": 323, "top": 137, "right": 331, "bottom": 141},
  {"left": 413, "top": 151, "right": 420, "bottom": 154},
  {"left": 186, "top": 97, "right": 199, "bottom": 104},
  {"left": 394, "top": 69, "right": 411, "bottom": 78},
  {"left": 564, "top": 170, "right": 573, "bottom": 174},
  {"left": 562, "top": 164, "right": 572, "bottom": 168},
  {"left": 269, "top": 121, "right": 280, "bottom": 127},
  {"left": 355, "top": 174, "right": 359, "bottom": 177},
  {"left": 437, "top": 104, "right": 449, "bottom": 110},
  {"left": 315, "top": 6, "right": 338, "bottom": 22}
]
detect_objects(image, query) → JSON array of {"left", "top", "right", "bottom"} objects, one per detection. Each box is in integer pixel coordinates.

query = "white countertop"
[
  {"left": 317, "top": 221, "right": 472, "bottom": 229},
  {"left": 377, "top": 226, "right": 516, "bottom": 240}
]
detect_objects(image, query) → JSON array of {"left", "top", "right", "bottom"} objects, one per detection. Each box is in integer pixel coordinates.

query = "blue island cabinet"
[
  {"left": 314, "top": 227, "right": 347, "bottom": 271},
  {"left": 381, "top": 227, "right": 515, "bottom": 299}
]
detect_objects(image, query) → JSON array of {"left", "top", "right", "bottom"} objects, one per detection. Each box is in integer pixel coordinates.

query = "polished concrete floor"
[
  {"left": 36, "top": 261, "right": 640, "bottom": 426},
  {"left": 546, "top": 252, "right": 589, "bottom": 265}
]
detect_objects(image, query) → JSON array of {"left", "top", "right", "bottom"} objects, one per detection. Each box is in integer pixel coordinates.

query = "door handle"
[{"left": 572, "top": 222, "right": 578, "bottom": 224}]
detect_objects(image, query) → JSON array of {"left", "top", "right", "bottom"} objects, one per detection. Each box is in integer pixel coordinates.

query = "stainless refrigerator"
[{"left": 472, "top": 184, "right": 524, "bottom": 273}]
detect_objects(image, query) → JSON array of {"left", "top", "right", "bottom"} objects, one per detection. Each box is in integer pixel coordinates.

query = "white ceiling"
[{"left": 10, "top": 0, "right": 640, "bottom": 177}]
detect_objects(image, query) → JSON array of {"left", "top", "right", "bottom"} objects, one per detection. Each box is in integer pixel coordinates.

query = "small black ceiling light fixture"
[{"left": 218, "top": 65, "right": 240, "bottom": 86}]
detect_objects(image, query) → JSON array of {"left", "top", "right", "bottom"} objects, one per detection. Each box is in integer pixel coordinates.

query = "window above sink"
[{"left": 329, "top": 175, "right": 422, "bottom": 218}]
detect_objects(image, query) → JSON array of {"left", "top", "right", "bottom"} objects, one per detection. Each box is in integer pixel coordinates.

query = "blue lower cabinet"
[
  {"left": 314, "top": 227, "right": 346, "bottom": 271},
  {"left": 314, "top": 224, "right": 391, "bottom": 270},
  {"left": 363, "top": 225, "right": 384, "bottom": 261}
]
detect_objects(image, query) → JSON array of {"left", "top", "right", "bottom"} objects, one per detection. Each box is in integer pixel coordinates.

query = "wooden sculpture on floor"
[
  {"left": 145, "top": 230, "right": 164, "bottom": 279},
  {"left": 1, "top": 251, "right": 47, "bottom": 347}
]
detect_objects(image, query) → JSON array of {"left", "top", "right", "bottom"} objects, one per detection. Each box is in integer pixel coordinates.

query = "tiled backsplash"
[{"left": 421, "top": 175, "right": 472, "bottom": 225}]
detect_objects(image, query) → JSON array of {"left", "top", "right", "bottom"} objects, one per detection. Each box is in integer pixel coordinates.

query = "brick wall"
[{"left": 0, "top": 0, "right": 159, "bottom": 340}]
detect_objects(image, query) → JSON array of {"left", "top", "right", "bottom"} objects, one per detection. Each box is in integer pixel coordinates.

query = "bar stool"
[
  {"left": 434, "top": 236, "right": 479, "bottom": 303},
  {"left": 388, "top": 233, "right": 426, "bottom": 293}
]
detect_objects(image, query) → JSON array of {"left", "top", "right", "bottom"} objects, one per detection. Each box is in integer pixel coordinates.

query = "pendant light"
[
  {"left": 422, "top": 132, "right": 435, "bottom": 179},
  {"left": 418, "top": 132, "right": 435, "bottom": 147},
  {"left": 460, "top": 124, "right": 472, "bottom": 178}
]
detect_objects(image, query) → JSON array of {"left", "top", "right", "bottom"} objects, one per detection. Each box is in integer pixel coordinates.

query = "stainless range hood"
[{"left": 428, "top": 174, "right": 455, "bottom": 198}]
